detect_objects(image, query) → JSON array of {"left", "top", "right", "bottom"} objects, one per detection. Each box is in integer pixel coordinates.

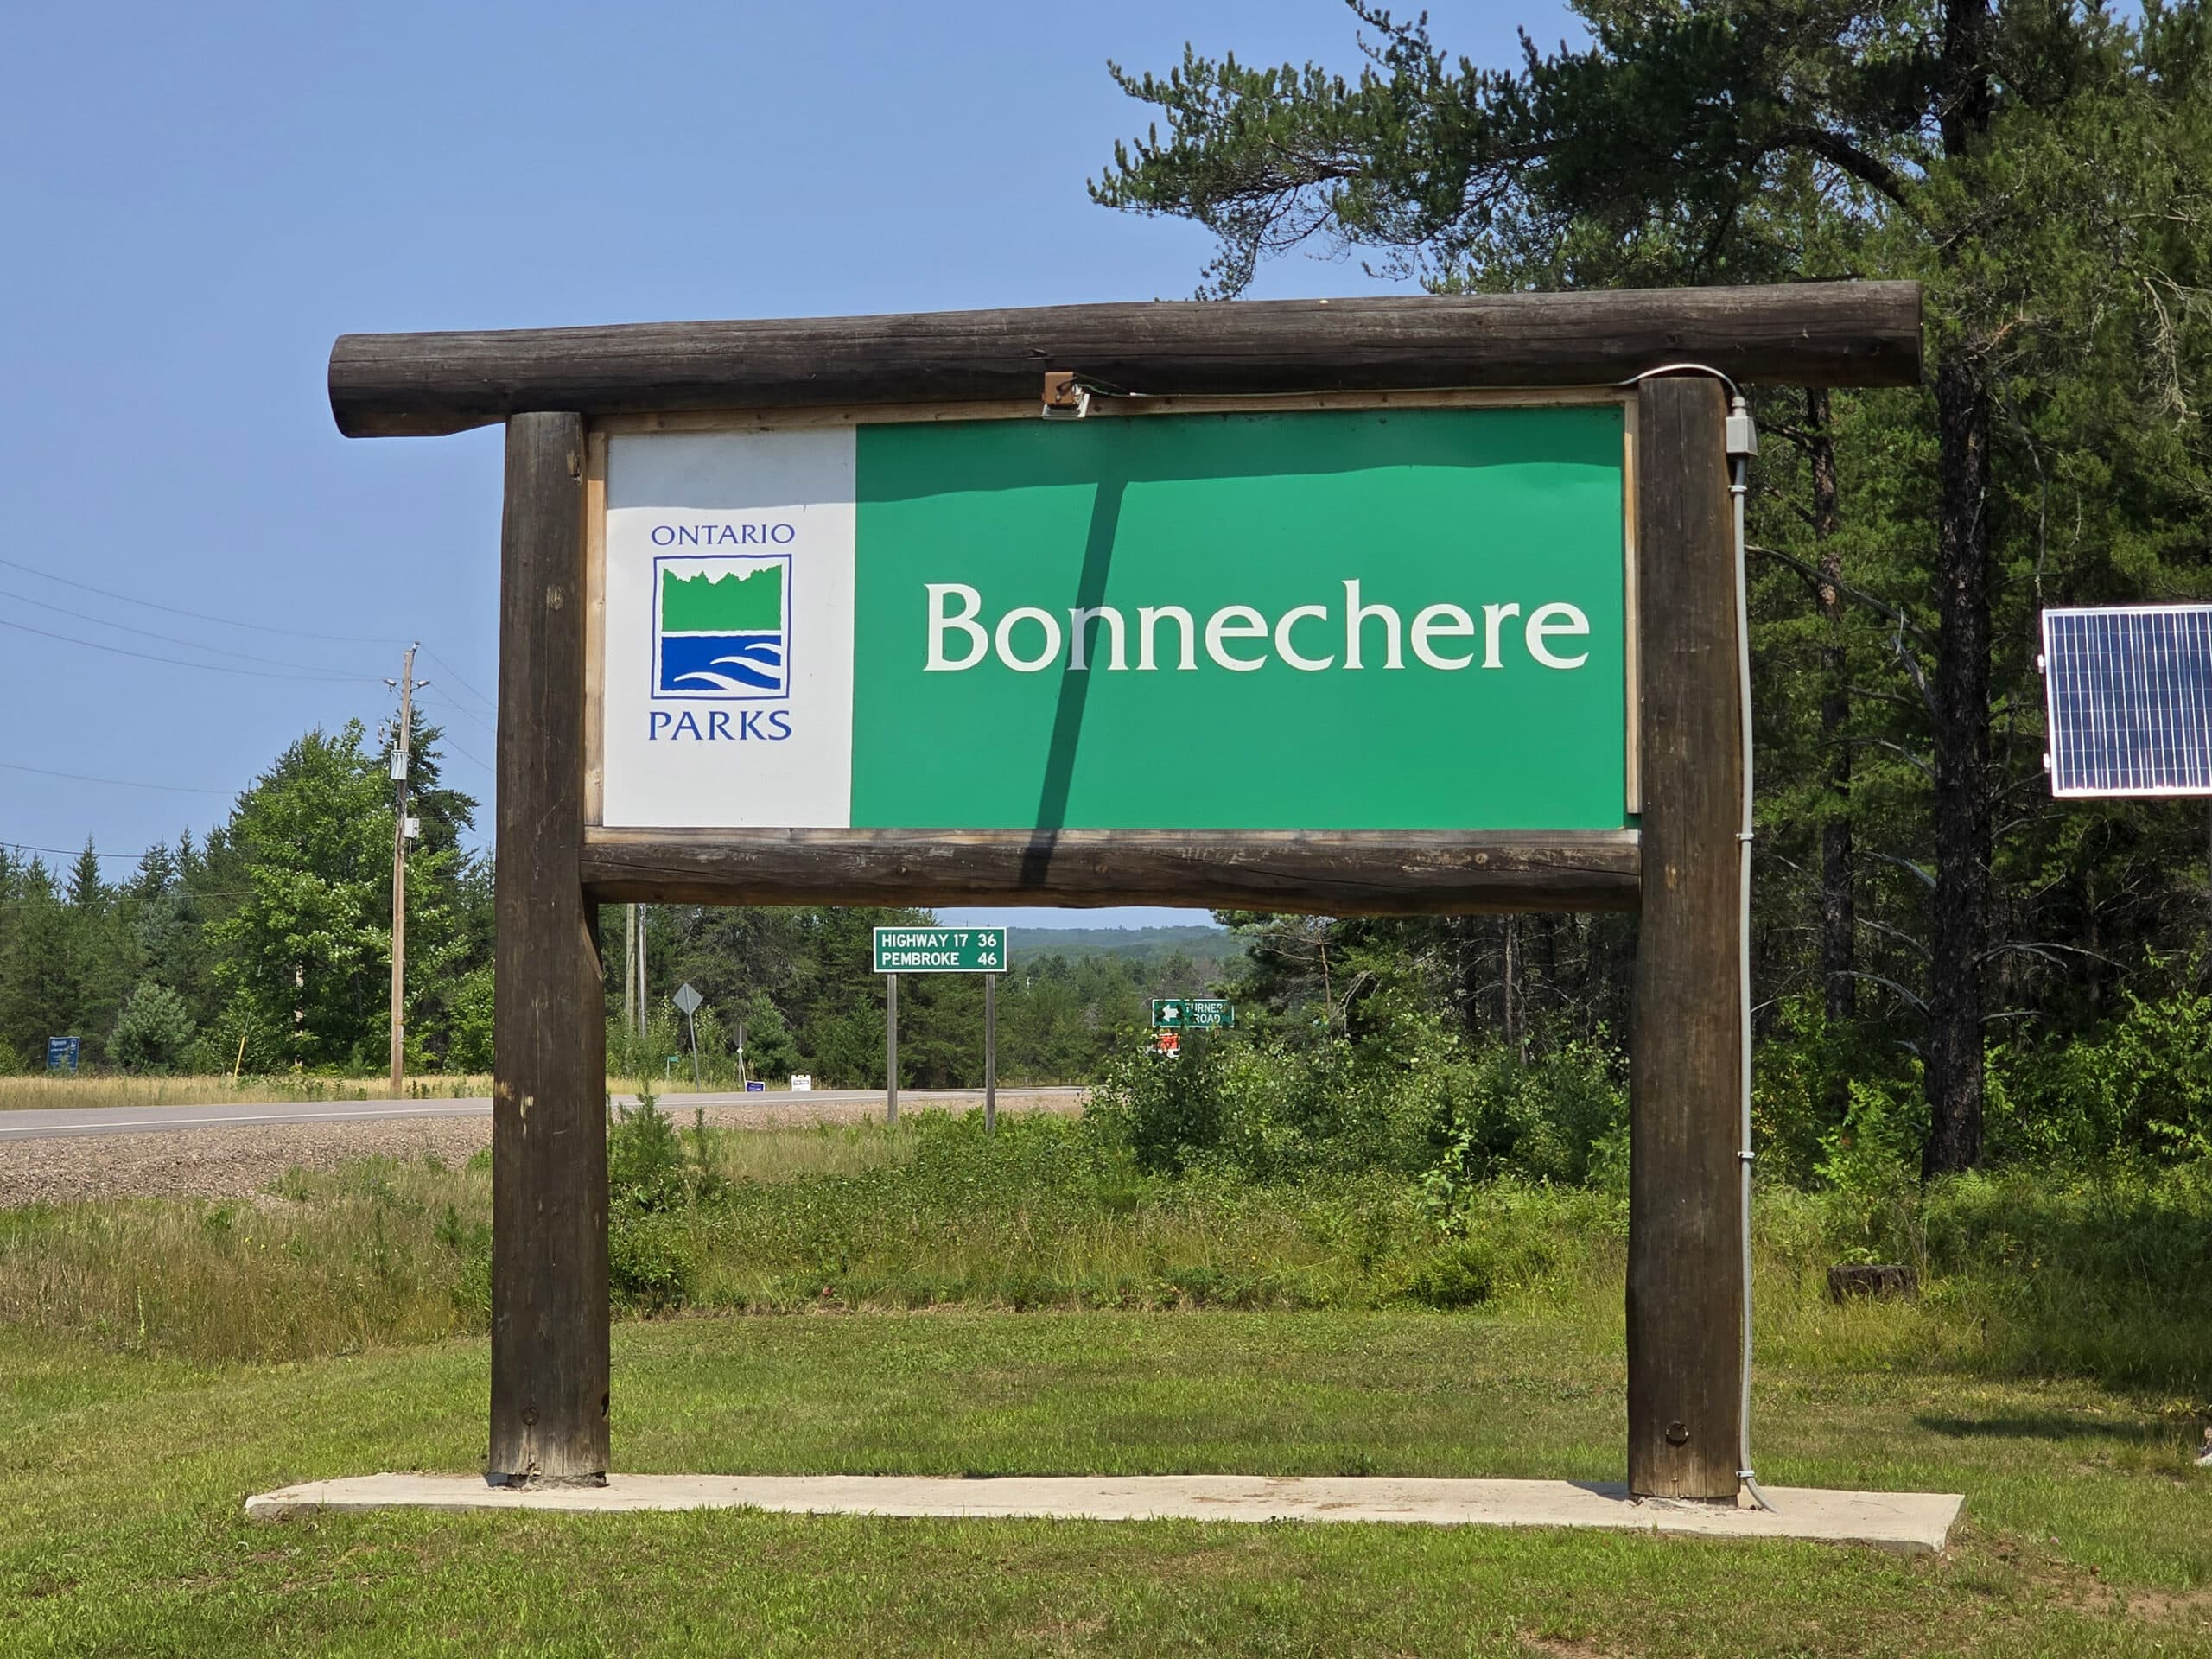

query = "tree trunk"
[
  {"left": 1923, "top": 352, "right": 1992, "bottom": 1177},
  {"left": 1501, "top": 915, "right": 1524, "bottom": 1061},
  {"left": 1807, "top": 388, "right": 1855, "bottom": 1026},
  {"left": 1924, "top": 0, "right": 1995, "bottom": 1179}
]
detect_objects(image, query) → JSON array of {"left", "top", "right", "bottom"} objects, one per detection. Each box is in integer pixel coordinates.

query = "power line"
[
  {"left": 0, "top": 615, "right": 385, "bottom": 683},
  {"left": 1, "top": 585, "right": 374, "bottom": 679},
  {"left": 418, "top": 686, "right": 495, "bottom": 739},
  {"left": 0, "top": 760, "right": 221, "bottom": 794},
  {"left": 429, "top": 723, "right": 495, "bottom": 779},
  {"left": 2, "top": 841, "right": 158, "bottom": 862},
  {"left": 0, "top": 553, "right": 407, "bottom": 645},
  {"left": 419, "top": 646, "right": 497, "bottom": 716}
]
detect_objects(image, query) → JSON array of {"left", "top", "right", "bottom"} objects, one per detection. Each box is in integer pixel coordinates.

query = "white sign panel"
[{"left": 601, "top": 429, "right": 857, "bottom": 828}]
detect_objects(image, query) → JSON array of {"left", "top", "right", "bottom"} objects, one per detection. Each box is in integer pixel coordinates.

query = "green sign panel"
[
  {"left": 1185, "top": 998, "right": 1234, "bottom": 1028},
  {"left": 600, "top": 404, "right": 1628, "bottom": 834},
  {"left": 1151, "top": 999, "right": 1185, "bottom": 1029},
  {"left": 873, "top": 925, "right": 1008, "bottom": 974}
]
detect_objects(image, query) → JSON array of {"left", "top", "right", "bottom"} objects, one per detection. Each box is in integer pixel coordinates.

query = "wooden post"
[
  {"left": 490, "top": 410, "right": 610, "bottom": 1487},
  {"left": 885, "top": 972, "right": 899, "bottom": 1125},
  {"left": 1627, "top": 375, "right": 1745, "bottom": 1501},
  {"left": 389, "top": 644, "right": 416, "bottom": 1096},
  {"left": 983, "top": 971, "right": 997, "bottom": 1134}
]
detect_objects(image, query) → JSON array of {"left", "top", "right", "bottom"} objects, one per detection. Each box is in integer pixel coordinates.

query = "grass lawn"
[{"left": 4, "top": 1306, "right": 2209, "bottom": 1657}]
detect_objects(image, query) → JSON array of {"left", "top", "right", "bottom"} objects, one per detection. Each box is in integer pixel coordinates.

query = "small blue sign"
[
  {"left": 744, "top": 1080, "right": 766, "bottom": 1093},
  {"left": 46, "top": 1036, "right": 80, "bottom": 1073}
]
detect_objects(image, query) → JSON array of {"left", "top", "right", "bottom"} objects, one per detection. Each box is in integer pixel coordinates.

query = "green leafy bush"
[
  {"left": 1404, "top": 1238, "right": 1496, "bottom": 1307},
  {"left": 1421, "top": 1037, "right": 1626, "bottom": 1203},
  {"left": 1085, "top": 1033, "right": 1437, "bottom": 1181},
  {"left": 109, "top": 981, "right": 195, "bottom": 1074},
  {"left": 608, "top": 1208, "right": 695, "bottom": 1313},
  {"left": 608, "top": 1094, "right": 689, "bottom": 1212},
  {"left": 1991, "top": 975, "right": 2212, "bottom": 1166}
]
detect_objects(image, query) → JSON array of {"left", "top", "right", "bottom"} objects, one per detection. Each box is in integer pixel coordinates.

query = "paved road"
[{"left": 0, "top": 1086, "right": 1086, "bottom": 1141}]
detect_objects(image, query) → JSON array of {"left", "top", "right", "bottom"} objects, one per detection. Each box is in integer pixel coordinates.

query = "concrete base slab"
[{"left": 246, "top": 1472, "right": 1962, "bottom": 1554}]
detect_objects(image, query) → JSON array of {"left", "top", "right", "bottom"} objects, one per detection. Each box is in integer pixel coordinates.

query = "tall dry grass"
[
  {"left": 0, "top": 1073, "right": 823, "bottom": 1111},
  {"left": 2, "top": 1112, "right": 2208, "bottom": 1399},
  {"left": 0, "top": 1155, "right": 487, "bottom": 1362},
  {"left": 0, "top": 1074, "right": 494, "bottom": 1112}
]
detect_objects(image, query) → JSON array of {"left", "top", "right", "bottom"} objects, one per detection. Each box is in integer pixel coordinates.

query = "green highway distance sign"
[
  {"left": 1185, "top": 999, "right": 1233, "bottom": 1028},
  {"left": 873, "top": 925, "right": 1008, "bottom": 973}
]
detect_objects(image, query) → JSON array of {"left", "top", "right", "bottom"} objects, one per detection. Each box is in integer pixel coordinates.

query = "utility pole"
[
  {"left": 625, "top": 904, "right": 639, "bottom": 1033},
  {"left": 387, "top": 644, "right": 425, "bottom": 1096}
]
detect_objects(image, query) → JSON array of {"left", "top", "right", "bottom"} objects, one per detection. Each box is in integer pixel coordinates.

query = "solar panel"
[{"left": 2042, "top": 605, "right": 2212, "bottom": 797}]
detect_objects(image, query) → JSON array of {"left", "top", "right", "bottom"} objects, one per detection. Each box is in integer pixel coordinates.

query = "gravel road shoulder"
[{"left": 0, "top": 1094, "right": 1080, "bottom": 1206}]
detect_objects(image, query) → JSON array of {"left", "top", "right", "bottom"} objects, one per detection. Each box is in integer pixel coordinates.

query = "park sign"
[
  {"left": 874, "top": 925, "right": 1007, "bottom": 974},
  {"left": 594, "top": 404, "right": 1631, "bottom": 835},
  {"left": 328, "top": 284, "right": 1923, "bottom": 1498}
]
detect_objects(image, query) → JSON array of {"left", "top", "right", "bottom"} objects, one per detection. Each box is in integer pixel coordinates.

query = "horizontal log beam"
[
  {"left": 577, "top": 828, "right": 1641, "bottom": 917},
  {"left": 332, "top": 283, "right": 1921, "bottom": 438}
]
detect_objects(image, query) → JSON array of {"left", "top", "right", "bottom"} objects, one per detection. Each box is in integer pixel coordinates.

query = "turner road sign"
[
  {"left": 1154, "top": 998, "right": 1232, "bottom": 1029},
  {"left": 873, "top": 925, "right": 1008, "bottom": 973}
]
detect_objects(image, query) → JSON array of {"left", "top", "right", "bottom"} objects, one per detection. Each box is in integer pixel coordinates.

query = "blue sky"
[{"left": 1, "top": 1, "right": 1577, "bottom": 928}]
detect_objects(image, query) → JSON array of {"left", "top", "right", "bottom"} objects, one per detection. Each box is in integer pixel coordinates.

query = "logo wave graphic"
[{"left": 669, "top": 638, "right": 783, "bottom": 692}]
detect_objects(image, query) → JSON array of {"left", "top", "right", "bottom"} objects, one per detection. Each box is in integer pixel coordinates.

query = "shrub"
[
  {"left": 1404, "top": 1238, "right": 1496, "bottom": 1307},
  {"left": 1815, "top": 1079, "right": 1928, "bottom": 1266},
  {"left": 1421, "top": 1037, "right": 1626, "bottom": 1202},
  {"left": 608, "top": 1094, "right": 689, "bottom": 1212},
  {"left": 1086, "top": 1033, "right": 1437, "bottom": 1181},
  {"left": 608, "top": 1208, "right": 694, "bottom": 1313},
  {"left": 1990, "top": 975, "right": 2212, "bottom": 1166},
  {"left": 109, "top": 981, "right": 195, "bottom": 1074}
]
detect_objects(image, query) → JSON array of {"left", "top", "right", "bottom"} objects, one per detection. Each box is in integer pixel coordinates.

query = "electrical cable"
[
  {"left": 417, "top": 686, "right": 496, "bottom": 739},
  {"left": 0, "top": 614, "right": 383, "bottom": 683},
  {"left": 0, "top": 760, "right": 220, "bottom": 794},
  {"left": 1, "top": 841, "right": 161, "bottom": 862},
  {"left": 0, "top": 585, "right": 376, "bottom": 678},
  {"left": 1726, "top": 391, "right": 1777, "bottom": 1515},
  {"left": 0, "top": 553, "right": 407, "bottom": 645},
  {"left": 417, "top": 647, "right": 497, "bottom": 717},
  {"left": 410, "top": 695, "right": 495, "bottom": 777}
]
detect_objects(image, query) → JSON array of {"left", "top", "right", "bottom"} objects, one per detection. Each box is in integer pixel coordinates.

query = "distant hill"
[{"left": 1006, "top": 924, "right": 1240, "bottom": 967}]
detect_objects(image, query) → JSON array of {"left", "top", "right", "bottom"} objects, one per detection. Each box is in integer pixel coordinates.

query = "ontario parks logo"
[{"left": 652, "top": 554, "right": 791, "bottom": 699}]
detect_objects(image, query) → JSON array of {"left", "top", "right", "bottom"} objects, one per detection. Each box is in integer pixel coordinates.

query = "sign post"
[
  {"left": 673, "top": 982, "right": 703, "bottom": 1085},
  {"left": 328, "top": 282, "right": 1921, "bottom": 1498},
  {"left": 885, "top": 972, "right": 898, "bottom": 1125},
  {"left": 984, "top": 970, "right": 997, "bottom": 1133},
  {"left": 872, "top": 925, "right": 1010, "bottom": 1129}
]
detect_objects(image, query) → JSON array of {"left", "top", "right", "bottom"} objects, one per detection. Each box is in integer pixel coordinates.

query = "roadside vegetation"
[
  {"left": 7, "top": 1020, "right": 2210, "bottom": 1398},
  {"left": 3, "top": 1007, "right": 2211, "bottom": 1651}
]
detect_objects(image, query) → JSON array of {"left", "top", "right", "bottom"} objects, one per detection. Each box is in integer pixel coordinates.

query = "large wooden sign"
[{"left": 329, "top": 281, "right": 1922, "bottom": 1502}]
